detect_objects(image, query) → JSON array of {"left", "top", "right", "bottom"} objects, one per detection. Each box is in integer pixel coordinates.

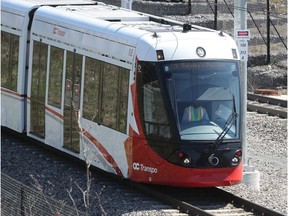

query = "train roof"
[
  {"left": 1, "top": 0, "right": 100, "bottom": 34},
  {"left": 25, "top": 0, "right": 97, "bottom": 4},
  {"left": 2, "top": 0, "right": 239, "bottom": 63},
  {"left": 55, "top": 3, "right": 211, "bottom": 32},
  {"left": 32, "top": 3, "right": 238, "bottom": 62},
  {"left": 2, "top": 0, "right": 98, "bottom": 7}
]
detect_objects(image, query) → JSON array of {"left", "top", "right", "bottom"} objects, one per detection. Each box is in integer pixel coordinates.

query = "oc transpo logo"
[
  {"left": 53, "top": 27, "right": 65, "bottom": 37},
  {"left": 132, "top": 162, "right": 158, "bottom": 174}
]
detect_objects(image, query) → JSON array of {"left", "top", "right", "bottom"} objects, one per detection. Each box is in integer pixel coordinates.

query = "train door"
[
  {"left": 30, "top": 40, "right": 48, "bottom": 138},
  {"left": 63, "top": 50, "right": 82, "bottom": 152}
]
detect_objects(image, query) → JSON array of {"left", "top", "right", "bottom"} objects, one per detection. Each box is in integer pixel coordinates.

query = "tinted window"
[
  {"left": 48, "top": 46, "right": 64, "bottom": 108},
  {"left": 30, "top": 40, "right": 48, "bottom": 137},
  {"left": 1, "top": 31, "right": 19, "bottom": 91},
  {"left": 83, "top": 58, "right": 129, "bottom": 133}
]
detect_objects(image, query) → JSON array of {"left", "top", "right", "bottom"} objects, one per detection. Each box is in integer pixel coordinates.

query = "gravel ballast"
[
  {"left": 1, "top": 111, "right": 287, "bottom": 215},
  {"left": 1, "top": 1, "right": 287, "bottom": 215},
  {"left": 222, "top": 112, "right": 287, "bottom": 215}
]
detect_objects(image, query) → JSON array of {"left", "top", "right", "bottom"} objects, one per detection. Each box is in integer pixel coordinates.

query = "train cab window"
[
  {"left": 137, "top": 61, "right": 175, "bottom": 159},
  {"left": 138, "top": 62, "right": 171, "bottom": 140},
  {"left": 161, "top": 61, "right": 241, "bottom": 141},
  {"left": 48, "top": 46, "right": 64, "bottom": 108},
  {"left": 138, "top": 60, "right": 241, "bottom": 144},
  {"left": 1, "top": 31, "right": 19, "bottom": 92}
]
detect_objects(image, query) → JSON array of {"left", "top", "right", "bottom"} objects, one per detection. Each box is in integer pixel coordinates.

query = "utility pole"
[
  {"left": 121, "top": 0, "right": 133, "bottom": 10},
  {"left": 234, "top": 0, "right": 260, "bottom": 190},
  {"left": 234, "top": 0, "right": 247, "bottom": 166}
]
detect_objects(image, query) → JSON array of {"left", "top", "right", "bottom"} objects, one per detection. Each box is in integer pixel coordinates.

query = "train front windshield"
[{"left": 138, "top": 60, "right": 241, "bottom": 142}]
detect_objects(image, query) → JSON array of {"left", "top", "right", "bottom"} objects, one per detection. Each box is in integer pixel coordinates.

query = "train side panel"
[
  {"left": 1, "top": 0, "right": 39, "bottom": 133},
  {"left": 26, "top": 6, "right": 140, "bottom": 177},
  {"left": 2, "top": 0, "right": 243, "bottom": 187}
]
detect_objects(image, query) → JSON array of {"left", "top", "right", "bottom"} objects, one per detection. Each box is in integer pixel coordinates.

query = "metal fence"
[{"left": 1, "top": 173, "right": 87, "bottom": 216}]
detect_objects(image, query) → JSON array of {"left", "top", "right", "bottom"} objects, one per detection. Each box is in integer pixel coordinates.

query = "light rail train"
[{"left": 1, "top": 0, "right": 243, "bottom": 187}]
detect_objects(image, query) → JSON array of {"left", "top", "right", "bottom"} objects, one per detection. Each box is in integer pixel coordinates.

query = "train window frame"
[
  {"left": 30, "top": 40, "right": 48, "bottom": 138},
  {"left": 83, "top": 57, "right": 102, "bottom": 121},
  {"left": 48, "top": 46, "right": 64, "bottom": 109},
  {"left": 63, "top": 50, "right": 83, "bottom": 152},
  {"left": 1, "top": 31, "right": 19, "bottom": 92},
  {"left": 118, "top": 67, "right": 129, "bottom": 133},
  {"left": 83, "top": 58, "right": 129, "bottom": 134},
  {"left": 101, "top": 62, "right": 119, "bottom": 130}
]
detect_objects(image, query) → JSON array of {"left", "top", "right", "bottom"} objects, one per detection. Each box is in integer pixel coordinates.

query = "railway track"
[
  {"left": 1, "top": 129, "right": 184, "bottom": 215},
  {"left": 126, "top": 183, "right": 285, "bottom": 216},
  {"left": 247, "top": 93, "right": 287, "bottom": 119},
  {"left": 1, "top": 121, "right": 286, "bottom": 216}
]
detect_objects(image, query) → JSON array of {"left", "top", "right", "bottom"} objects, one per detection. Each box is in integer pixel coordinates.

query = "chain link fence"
[{"left": 1, "top": 173, "right": 87, "bottom": 216}]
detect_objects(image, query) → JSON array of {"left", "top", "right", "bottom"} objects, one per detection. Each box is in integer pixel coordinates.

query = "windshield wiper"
[
  {"left": 214, "top": 95, "right": 238, "bottom": 145},
  {"left": 215, "top": 111, "right": 238, "bottom": 145}
]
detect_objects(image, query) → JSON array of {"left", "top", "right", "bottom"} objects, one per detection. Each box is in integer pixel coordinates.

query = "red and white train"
[{"left": 1, "top": 0, "right": 244, "bottom": 187}]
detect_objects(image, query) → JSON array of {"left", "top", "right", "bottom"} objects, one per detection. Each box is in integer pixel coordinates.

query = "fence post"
[
  {"left": 188, "top": 0, "right": 191, "bottom": 14},
  {"left": 214, "top": 0, "right": 218, "bottom": 29},
  {"left": 267, "top": 0, "right": 270, "bottom": 64},
  {"left": 21, "top": 187, "right": 25, "bottom": 216}
]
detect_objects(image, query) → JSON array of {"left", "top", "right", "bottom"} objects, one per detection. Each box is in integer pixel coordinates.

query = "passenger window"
[
  {"left": 48, "top": 46, "right": 64, "bottom": 108},
  {"left": 30, "top": 40, "right": 48, "bottom": 137},
  {"left": 83, "top": 57, "right": 101, "bottom": 120},
  {"left": 1, "top": 31, "right": 19, "bottom": 91},
  {"left": 83, "top": 58, "right": 129, "bottom": 134},
  {"left": 119, "top": 68, "right": 129, "bottom": 133},
  {"left": 63, "top": 51, "right": 83, "bottom": 152},
  {"left": 102, "top": 63, "right": 119, "bottom": 130}
]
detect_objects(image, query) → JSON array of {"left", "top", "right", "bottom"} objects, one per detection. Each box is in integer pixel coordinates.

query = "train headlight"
[
  {"left": 156, "top": 50, "right": 165, "bottom": 60},
  {"left": 231, "top": 157, "right": 239, "bottom": 164},
  {"left": 183, "top": 157, "right": 191, "bottom": 165},
  {"left": 196, "top": 47, "right": 206, "bottom": 57},
  {"left": 231, "top": 149, "right": 242, "bottom": 166}
]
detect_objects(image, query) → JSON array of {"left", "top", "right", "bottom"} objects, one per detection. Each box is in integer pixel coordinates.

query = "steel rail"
[
  {"left": 125, "top": 183, "right": 286, "bottom": 216},
  {"left": 214, "top": 188, "right": 285, "bottom": 216},
  {"left": 247, "top": 93, "right": 287, "bottom": 119},
  {"left": 126, "top": 182, "right": 213, "bottom": 216},
  {"left": 248, "top": 93, "right": 287, "bottom": 107},
  {"left": 247, "top": 103, "right": 287, "bottom": 118}
]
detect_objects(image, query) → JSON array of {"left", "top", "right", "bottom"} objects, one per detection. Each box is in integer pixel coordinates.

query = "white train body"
[{"left": 1, "top": 0, "right": 243, "bottom": 187}]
